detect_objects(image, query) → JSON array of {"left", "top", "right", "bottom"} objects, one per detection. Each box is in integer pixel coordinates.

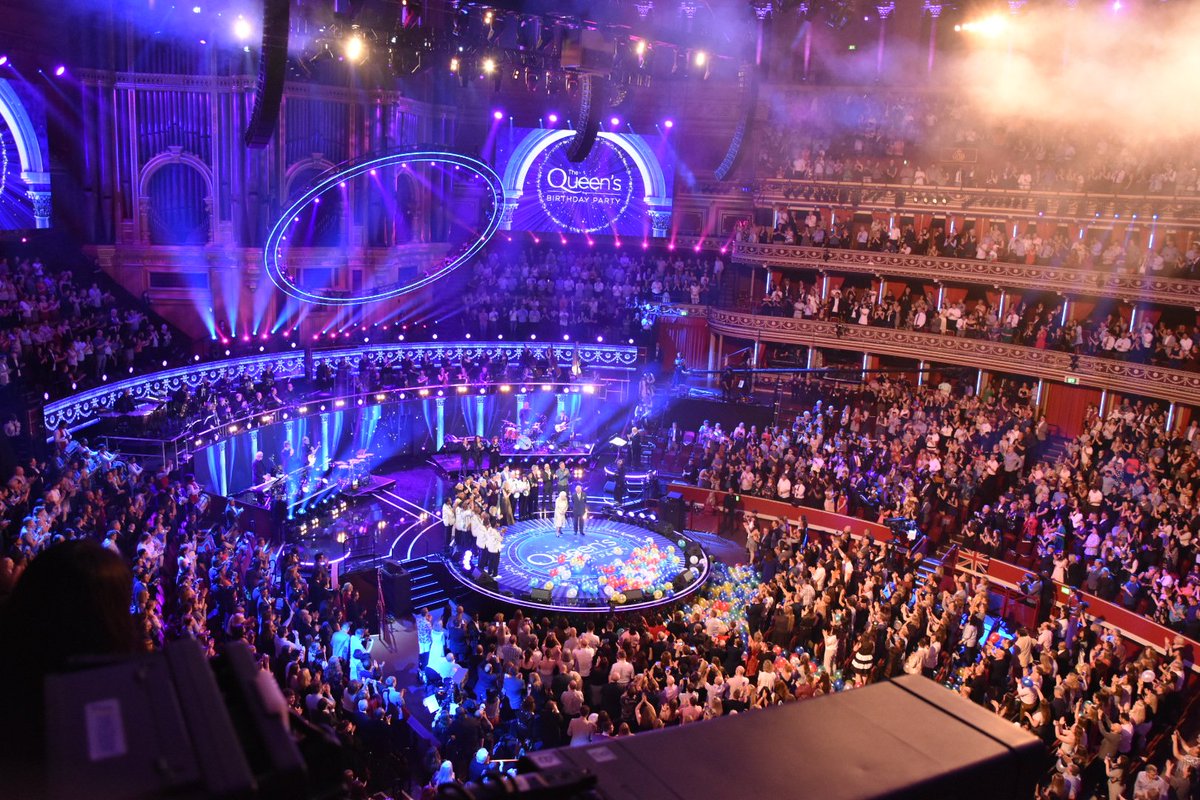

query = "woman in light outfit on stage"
[{"left": 553, "top": 491, "right": 569, "bottom": 537}]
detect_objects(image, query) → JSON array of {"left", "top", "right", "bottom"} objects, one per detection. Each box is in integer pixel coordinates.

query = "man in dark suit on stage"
[{"left": 571, "top": 484, "right": 588, "bottom": 536}]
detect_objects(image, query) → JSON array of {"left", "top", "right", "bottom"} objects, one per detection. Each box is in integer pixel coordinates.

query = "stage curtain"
[
  {"left": 657, "top": 317, "right": 710, "bottom": 371},
  {"left": 1042, "top": 383, "right": 1102, "bottom": 438}
]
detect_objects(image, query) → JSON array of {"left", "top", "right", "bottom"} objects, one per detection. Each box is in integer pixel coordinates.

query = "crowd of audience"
[
  {"left": 755, "top": 90, "right": 1200, "bottom": 197},
  {"left": 680, "top": 372, "right": 1200, "bottom": 644},
  {"left": 8, "top": 357, "right": 1200, "bottom": 798},
  {"left": 734, "top": 214, "right": 1200, "bottom": 279},
  {"left": 749, "top": 267, "right": 1200, "bottom": 372},
  {"left": 0, "top": 416, "right": 417, "bottom": 795},
  {"left": 461, "top": 246, "right": 724, "bottom": 339},
  {"left": 416, "top": 516, "right": 1197, "bottom": 799},
  {"left": 0, "top": 254, "right": 185, "bottom": 397}
]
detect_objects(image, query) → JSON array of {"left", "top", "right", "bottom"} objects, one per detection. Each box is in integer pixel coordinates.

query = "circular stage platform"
[{"left": 448, "top": 516, "right": 710, "bottom": 612}]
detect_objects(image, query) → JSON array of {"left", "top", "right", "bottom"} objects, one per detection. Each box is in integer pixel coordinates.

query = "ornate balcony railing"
[
  {"left": 731, "top": 242, "right": 1200, "bottom": 309},
  {"left": 44, "top": 341, "right": 641, "bottom": 430},
  {"left": 752, "top": 177, "right": 1200, "bottom": 225},
  {"left": 705, "top": 308, "right": 1200, "bottom": 406}
]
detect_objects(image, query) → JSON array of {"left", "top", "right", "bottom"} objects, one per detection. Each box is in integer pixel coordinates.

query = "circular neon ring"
[{"left": 263, "top": 150, "right": 504, "bottom": 305}]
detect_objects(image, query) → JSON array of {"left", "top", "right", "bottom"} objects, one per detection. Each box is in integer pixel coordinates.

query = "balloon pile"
[
  {"left": 534, "top": 537, "right": 685, "bottom": 603},
  {"left": 683, "top": 561, "right": 762, "bottom": 630}
]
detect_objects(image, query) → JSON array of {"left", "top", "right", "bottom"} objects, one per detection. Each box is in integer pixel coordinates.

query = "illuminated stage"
[{"left": 447, "top": 515, "right": 709, "bottom": 612}]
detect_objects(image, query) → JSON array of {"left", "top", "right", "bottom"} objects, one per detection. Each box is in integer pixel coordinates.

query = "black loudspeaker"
[
  {"left": 380, "top": 562, "right": 411, "bottom": 615},
  {"left": 660, "top": 491, "right": 685, "bottom": 533},
  {"left": 566, "top": 74, "right": 607, "bottom": 163},
  {"left": 244, "top": 0, "right": 291, "bottom": 147},
  {"left": 529, "top": 588, "right": 553, "bottom": 603},
  {"left": 672, "top": 569, "right": 696, "bottom": 591},
  {"left": 623, "top": 589, "right": 645, "bottom": 603},
  {"left": 476, "top": 572, "right": 498, "bottom": 591},
  {"left": 713, "top": 61, "right": 759, "bottom": 181}
]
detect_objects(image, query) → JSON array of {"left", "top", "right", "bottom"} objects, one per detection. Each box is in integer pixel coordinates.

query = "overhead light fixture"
[
  {"left": 233, "top": 15, "right": 252, "bottom": 41},
  {"left": 344, "top": 33, "right": 366, "bottom": 63}
]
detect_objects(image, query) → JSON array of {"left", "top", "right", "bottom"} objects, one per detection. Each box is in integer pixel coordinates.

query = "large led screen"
[
  {"left": 0, "top": 78, "right": 50, "bottom": 230},
  {"left": 493, "top": 128, "right": 675, "bottom": 238}
]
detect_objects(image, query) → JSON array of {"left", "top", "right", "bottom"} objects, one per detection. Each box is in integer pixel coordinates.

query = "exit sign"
[{"left": 1064, "top": 376, "right": 1079, "bottom": 385}]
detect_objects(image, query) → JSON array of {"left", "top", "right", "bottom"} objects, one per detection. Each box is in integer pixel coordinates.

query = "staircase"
[
  {"left": 404, "top": 555, "right": 470, "bottom": 612},
  {"left": 1040, "top": 436, "right": 1070, "bottom": 464},
  {"left": 915, "top": 552, "right": 944, "bottom": 584}
]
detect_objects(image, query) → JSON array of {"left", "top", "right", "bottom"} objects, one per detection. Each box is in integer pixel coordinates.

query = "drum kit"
[
  {"left": 331, "top": 450, "right": 375, "bottom": 488},
  {"left": 501, "top": 420, "right": 534, "bottom": 451},
  {"left": 501, "top": 416, "right": 576, "bottom": 452}
]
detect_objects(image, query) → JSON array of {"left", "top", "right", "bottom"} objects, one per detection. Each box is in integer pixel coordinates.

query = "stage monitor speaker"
[
  {"left": 380, "top": 562, "right": 411, "bottom": 615},
  {"left": 529, "top": 588, "right": 553, "bottom": 603},
  {"left": 672, "top": 568, "right": 696, "bottom": 591},
  {"left": 566, "top": 74, "right": 608, "bottom": 163},
  {"left": 623, "top": 589, "right": 645, "bottom": 603},
  {"left": 661, "top": 491, "right": 685, "bottom": 533},
  {"left": 477, "top": 572, "right": 498, "bottom": 591},
  {"left": 244, "top": 0, "right": 290, "bottom": 148}
]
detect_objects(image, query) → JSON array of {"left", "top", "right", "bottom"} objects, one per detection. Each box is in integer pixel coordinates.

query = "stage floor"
[{"left": 449, "top": 517, "right": 707, "bottom": 611}]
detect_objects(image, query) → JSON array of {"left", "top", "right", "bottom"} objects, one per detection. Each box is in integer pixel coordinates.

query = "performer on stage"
[
  {"left": 554, "top": 461, "right": 570, "bottom": 496},
  {"left": 441, "top": 497, "right": 455, "bottom": 554},
  {"left": 484, "top": 525, "right": 503, "bottom": 577},
  {"left": 571, "top": 484, "right": 588, "bottom": 536},
  {"left": 554, "top": 491, "right": 568, "bottom": 537},
  {"left": 529, "top": 464, "right": 545, "bottom": 515},
  {"left": 252, "top": 450, "right": 270, "bottom": 486}
]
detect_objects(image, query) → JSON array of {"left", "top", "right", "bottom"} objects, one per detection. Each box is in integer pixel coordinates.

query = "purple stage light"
[
  {"left": 493, "top": 110, "right": 504, "bottom": 120},
  {"left": 54, "top": 65, "right": 66, "bottom": 77},
  {"left": 609, "top": 116, "right": 619, "bottom": 126},
  {"left": 664, "top": 119, "right": 674, "bottom": 129},
  {"left": 547, "top": 113, "right": 558, "bottom": 124},
  {"left": 0, "top": 56, "right": 8, "bottom": 67}
]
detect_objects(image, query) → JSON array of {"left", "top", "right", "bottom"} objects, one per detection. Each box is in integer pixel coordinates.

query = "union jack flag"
[{"left": 957, "top": 549, "right": 991, "bottom": 575}]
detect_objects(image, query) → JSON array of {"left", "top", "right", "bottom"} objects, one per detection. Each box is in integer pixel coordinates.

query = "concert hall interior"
[{"left": 1, "top": 0, "right": 1200, "bottom": 798}]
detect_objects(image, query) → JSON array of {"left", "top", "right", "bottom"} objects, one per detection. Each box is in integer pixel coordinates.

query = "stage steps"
[{"left": 403, "top": 555, "right": 470, "bottom": 612}]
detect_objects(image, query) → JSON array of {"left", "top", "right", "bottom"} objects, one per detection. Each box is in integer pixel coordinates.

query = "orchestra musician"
[
  {"left": 280, "top": 440, "right": 297, "bottom": 473},
  {"left": 252, "top": 451, "right": 271, "bottom": 486}
]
